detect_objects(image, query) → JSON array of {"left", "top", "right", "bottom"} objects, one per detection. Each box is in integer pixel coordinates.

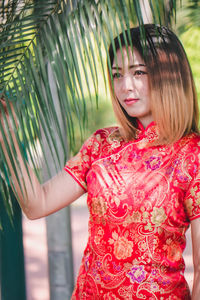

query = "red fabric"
[{"left": 64, "top": 123, "right": 200, "bottom": 299}]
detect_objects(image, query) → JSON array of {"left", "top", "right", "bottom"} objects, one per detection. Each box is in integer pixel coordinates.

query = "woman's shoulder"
[
  {"left": 88, "top": 126, "right": 124, "bottom": 158},
  {"left": 93, "top": 126, "right": 120, "bottom": 137},
  {"left": 91, "top": 126, "right": 123, "bottom": 143},
  {"left": 174, "top": 133, "right": 200, "bottom": 163},
  {"left": 184, "top": 132, "right": 200, "bottom": 148},
  {"left": 179, "top": 132, "right": 200, "bottom": 167}
]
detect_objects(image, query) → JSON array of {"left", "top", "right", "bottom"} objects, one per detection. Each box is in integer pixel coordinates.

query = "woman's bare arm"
[
  {"left": 191, "top": 217, "right": 200, "bottom": 300},
  {"left": 0, "top": 102, "right": 85, "bottom": 219}
]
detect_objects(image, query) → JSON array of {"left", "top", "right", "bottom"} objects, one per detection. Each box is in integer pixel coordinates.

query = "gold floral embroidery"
[
  {"left": 82, "top": 149, "right": 90, "bottom": 162},
  {"left": 138, "top": 240, "right": 147, "bottom": 252},
  {"left": 107, "top": 128, "right": 123, "bottom": 144},
  {"left": 109, "top": 232, "right": 133, "bottom": 260},
  {"left": 91, "top": 197, "right": 107, "bottom": 216},
  {"left": 190, "top": 185, "right": 200, "bottom": 207},
  {"left": 166, "top": 241, "right": 182, "bottom": 262},
  {"left": 123, "top": 211, "right": 142, "bottom": 226},
  {"left": 131, "top": 190, "right": 145, "bottom": 206},
  {"left": 94, "top": 227, "right": 104, "bottom": 245},
  {"left": 150, "top": 281, "right": 159, "bottom": 292},
  {"left": 104, "top": 185, "right": 127, "bottom": 207},
  {"left": 114, "top": 237, "right": 133, "bottom": 260},
  {"left": 196, "top": 197, "right": 200, "bottom": 206},
  {"left": 92, "top": 141, "right": 100, "bottom": 154},
  {"left": 191, "top": 185, "right": 198, "bottom": 196},
  {"left": 142, "top": 211, "right": 149, "bottom": 222},
  {"left": 151, "top": 207, "right": 167, "bottom": 226},
  {"left": 145, "top": 222, "right": 153, "bottom": 231}
]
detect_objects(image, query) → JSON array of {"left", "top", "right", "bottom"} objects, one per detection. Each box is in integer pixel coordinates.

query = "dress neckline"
[
  {"left": 136, "top": 119, "right": 156, "bottom": 133},
  {"left": 135, "top": 119, "right": 159, "bottom": 144}
]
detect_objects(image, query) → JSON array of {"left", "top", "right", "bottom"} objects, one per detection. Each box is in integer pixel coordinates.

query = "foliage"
[
  {"left": 0, "top": 0, "right": 199, "bottom": 223},
  {"left": 175, "top": 0, "right": 200, "bottom": 33},
  {"left": 180, "top": 27, "right": 200, "bottom": 101}
]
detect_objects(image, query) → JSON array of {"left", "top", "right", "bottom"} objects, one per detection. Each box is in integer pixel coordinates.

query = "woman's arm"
[
  {"left": 0, "top": 102, "right": 85, "bottom": 220},
  {"left": 191, "top": 217, "right": 200, "bottom": 300}
]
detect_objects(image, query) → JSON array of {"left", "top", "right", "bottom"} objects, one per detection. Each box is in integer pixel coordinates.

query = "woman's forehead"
[{"left": 112, "top": 47, "right": 145, "bottom": 68}]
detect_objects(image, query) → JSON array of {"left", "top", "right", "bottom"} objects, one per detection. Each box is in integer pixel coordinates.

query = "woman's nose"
[{"left": 122, "top": 74, "right": 134, "bottom": 92}]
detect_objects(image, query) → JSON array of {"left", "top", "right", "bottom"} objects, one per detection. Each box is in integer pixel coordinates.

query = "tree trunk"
[{"left": 40, "top": 62, "right": 74, "bottom": 300}]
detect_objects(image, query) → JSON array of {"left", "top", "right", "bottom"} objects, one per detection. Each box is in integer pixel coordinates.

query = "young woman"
[{"left": 1, "top": 24, "right": 200, "bottom": 299}]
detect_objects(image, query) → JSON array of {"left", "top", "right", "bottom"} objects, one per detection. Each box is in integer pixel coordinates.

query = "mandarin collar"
[{"left": 135, "top": 119, "right": 159, "bottom": 142}]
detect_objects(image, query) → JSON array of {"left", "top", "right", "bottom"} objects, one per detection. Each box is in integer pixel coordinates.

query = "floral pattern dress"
[{"left": 64, "top": 122, "right": 200, "bottom": 300}]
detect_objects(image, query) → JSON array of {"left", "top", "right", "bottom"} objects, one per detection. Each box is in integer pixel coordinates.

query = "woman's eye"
[
  {"left": 113, "top": 72, "right": 122, "bottom": 79},
  {"left": 134, "top": 70, "right": 147, "bottom": 76}
]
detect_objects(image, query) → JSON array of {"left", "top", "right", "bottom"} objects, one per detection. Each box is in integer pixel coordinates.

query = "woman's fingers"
[
  {"left": 0, "top": 97, "right": 8, "bottom": 114},
  {"left": 0, "top": 97, "right": 19, "bottom": 142}
]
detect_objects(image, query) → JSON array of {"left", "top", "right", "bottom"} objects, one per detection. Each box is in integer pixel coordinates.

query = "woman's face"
[{"left": 112, "top": 47, "right": 153, "bottom": 128}]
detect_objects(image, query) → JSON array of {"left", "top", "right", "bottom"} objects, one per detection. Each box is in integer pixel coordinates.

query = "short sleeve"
[
  {"left": 64, "top": 134, "right": 96, "bottom": 192},
  {"left": 184, "top": 177, "right": 200, "bottom": 221}
]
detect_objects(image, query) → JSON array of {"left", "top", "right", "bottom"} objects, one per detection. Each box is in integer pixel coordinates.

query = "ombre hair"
[{"left": 108, "top": 24, "right": 199, "bottom": 144}]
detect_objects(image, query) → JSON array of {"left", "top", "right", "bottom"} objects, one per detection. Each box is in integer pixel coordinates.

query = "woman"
[{"left": 1, "top": 24, "right": 200, "bottom": 299}]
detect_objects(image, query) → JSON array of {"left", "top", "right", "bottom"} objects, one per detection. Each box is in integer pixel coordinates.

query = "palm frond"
[
  {"left": 175, "top": 0, "right": 200, "bottom": 33},
  {"left": 0, "top": 0, "right": 60, "bottom": 92},
  {"left": 0, "top": 0, "right": 185, "bottom": 224}
]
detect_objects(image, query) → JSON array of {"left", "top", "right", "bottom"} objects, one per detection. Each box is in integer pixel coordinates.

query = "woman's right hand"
[{"left": 0, "top": 96, "right": 18, "bottom": 143}]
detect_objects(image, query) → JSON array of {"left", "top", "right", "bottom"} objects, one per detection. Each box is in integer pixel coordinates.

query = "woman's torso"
[{"left": 67, "top": 124, "right": 200, "bottom": 299}]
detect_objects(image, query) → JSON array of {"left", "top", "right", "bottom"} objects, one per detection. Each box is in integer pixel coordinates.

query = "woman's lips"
[{"left": 124, "top": 98, "right": 139, "bottom": 105}]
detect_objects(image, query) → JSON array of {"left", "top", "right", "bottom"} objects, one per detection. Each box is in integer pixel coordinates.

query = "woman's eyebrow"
[
  {"left": 112, "top": 66, "right": 122, "bottom": 70},
  {"left": 129, "top": 64, "right": 146, "bottom": 68},
  {"left": 112, "top": 63, "right": 146, "bottom": 70}
]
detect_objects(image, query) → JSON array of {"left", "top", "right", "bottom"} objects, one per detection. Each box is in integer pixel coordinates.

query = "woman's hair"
[{"left": 108, "top": 24, "right": 199, "bottom": 144}]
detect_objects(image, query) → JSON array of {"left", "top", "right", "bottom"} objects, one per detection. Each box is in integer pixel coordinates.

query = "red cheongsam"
[{"left": 64, "top": 122, "right": 200, "bottom": 300}]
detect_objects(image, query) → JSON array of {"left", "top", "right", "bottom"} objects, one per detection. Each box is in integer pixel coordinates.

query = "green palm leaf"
[
  {"left": 0, "top": 0, "right": 196, "bottom": 224},
  {"left": 176, "top": 0, "right": 200, "bottom": 33}
]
